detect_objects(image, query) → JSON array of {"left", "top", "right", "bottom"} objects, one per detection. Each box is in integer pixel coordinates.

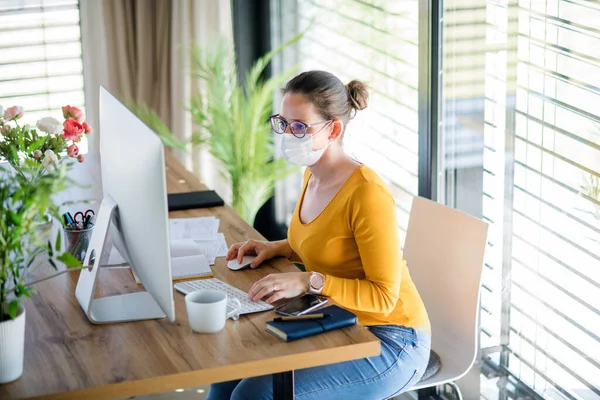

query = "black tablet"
[{"left": 167, "top": 190, "right": 225, "bottom": 211}]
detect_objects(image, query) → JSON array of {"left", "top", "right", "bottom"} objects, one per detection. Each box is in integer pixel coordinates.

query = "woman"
[{"left": 207, "top": 70, "right": 431, "bottom": 400}]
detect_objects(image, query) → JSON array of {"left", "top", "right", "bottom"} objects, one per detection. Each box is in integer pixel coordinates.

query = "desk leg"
[{"left": 273, "top": 370, "right": 294, "bottom": 400}]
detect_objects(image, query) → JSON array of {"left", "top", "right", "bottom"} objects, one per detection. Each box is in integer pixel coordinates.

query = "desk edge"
[{"left": 28, "top": 338, "right": 380, "bottom": 400}]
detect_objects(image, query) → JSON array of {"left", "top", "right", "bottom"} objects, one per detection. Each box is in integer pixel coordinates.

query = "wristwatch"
[{"left": 308, "top": 272, "right": 325, "bottom": 295}]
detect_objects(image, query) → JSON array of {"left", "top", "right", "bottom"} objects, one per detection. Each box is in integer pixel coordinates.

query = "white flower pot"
[{"left": 0, "top": 305, "right": 26, "bottom": 384}]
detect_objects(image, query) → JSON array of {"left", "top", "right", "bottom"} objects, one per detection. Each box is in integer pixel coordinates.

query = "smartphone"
[{"left": 274, "top": 294, "right": 328, "bottom": 316}]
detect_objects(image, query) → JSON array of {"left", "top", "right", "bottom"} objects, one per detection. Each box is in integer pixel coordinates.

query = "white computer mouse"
[{"left": 227, "top": 255, "right": 256, "bottom": 271}]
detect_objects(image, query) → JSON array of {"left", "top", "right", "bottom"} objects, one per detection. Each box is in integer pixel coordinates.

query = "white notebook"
[
  {"left": 169, "top": 217, "right": 219, "bottom": 241},
  {"left": 130, "top": 239, "right": 213, "bottom": 284},
  {"left": 194, "top": 233, "right": 228, "bottom": 265}
]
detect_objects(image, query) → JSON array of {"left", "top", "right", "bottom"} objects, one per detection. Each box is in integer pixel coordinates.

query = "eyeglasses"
[{"left": 269, "top": 114, "right": 332, "bottom": 139}]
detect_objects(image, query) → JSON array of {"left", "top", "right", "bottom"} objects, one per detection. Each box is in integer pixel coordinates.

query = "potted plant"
[
  {"left": 0, "top": 107, "right": 86, "bottom": 383},
  {"left": 188, "top": 35, "right": 302, "bottom": 224},
  {"left": 0, "top": 160, "right": 85, "bottom": 383}
]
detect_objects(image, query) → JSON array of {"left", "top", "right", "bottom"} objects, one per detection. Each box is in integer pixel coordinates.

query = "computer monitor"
[{"left": 75, "top": 87, "right": 175, "bottom": 324}]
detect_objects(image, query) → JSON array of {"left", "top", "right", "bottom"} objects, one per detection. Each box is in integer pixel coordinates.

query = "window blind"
[
  {"left": 0, "top": 0, "right": 85, "bottom": 126},
  {"left": 480, "top": 0, "right": 600, "bottom": 398},
  {"left": 506, "top": 0, "right": 600, "bottom": 397}
]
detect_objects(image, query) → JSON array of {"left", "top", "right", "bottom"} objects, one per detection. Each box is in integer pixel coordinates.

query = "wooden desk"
[{"left": 0, "top": 153, "right": 380, "bottom": 400}]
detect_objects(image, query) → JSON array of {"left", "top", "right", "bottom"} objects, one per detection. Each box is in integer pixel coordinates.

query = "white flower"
[
  {"left": 42, "top": 149, "right": 58, "bottom": 170},
  {"left": 33, "top": 150, "right": 43, "bottom": 159},
  {"left": 17, "top": 151, "right": 27, "bottom": 164},
  {"left": 36, "top": 117, "right": 63, "bottom": 135},
  {"left": 0, "top": 105, "right": 4, "bottom": 119}
]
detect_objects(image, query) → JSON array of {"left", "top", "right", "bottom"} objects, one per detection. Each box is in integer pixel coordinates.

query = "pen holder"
[{"left": 63, "top": 226, "right": 94, "bottom": 263}]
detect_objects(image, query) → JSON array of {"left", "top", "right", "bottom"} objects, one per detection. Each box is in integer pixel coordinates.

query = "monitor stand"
[{"left": 75, "top": 195, "right": 166, "bottom": 324}]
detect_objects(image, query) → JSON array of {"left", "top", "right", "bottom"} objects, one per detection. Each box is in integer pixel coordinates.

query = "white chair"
[{"left": 403, "top": 197, "right": 489, "bottom": 399}]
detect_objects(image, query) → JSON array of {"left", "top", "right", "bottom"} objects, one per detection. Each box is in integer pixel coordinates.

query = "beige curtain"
[
  {"left": 102, "top": 0, "right": 173, "bottom": 127},
  {"left": 80, "top": 0, "right": 108, "bottom": 153},
  {"left": 81, "top": 0, "right": 232, "bottom": 200},
  {"left": 170, "top": 0, "right": 233, "bottom": 202}
]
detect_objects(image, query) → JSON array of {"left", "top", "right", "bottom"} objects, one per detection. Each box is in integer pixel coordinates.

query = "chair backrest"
[{"left": 404, "top": 197, "right": 488, "bottom": 377}]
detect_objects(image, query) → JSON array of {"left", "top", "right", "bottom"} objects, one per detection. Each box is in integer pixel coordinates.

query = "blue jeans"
[{"left": 206, "top": 325, "right": 431, "bottom": 400}]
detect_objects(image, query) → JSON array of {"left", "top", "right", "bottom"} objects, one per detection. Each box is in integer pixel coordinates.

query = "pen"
[
  {"left": 62, "top": 212, "right": 73, "bottom": 227},
  {"left": 273, "top": 313, "right": 331, "bottom": 322}
]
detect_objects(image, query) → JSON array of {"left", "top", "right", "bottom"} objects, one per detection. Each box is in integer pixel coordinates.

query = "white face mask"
[{"left": 280, "top": 132, "right": 330, "bottom": 166}]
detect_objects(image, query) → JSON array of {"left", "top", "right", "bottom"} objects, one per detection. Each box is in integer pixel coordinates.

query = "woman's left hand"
[{"left": 248, "top": 272, "right": 311, "bottom": 304}]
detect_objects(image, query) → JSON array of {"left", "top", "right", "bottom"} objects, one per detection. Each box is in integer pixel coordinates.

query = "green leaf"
[
  {"left": 56, "top": 252, "right": 82, "bottom": 268},
  {"left": 8, "top": 300, "right": 19, "bottom": 320},
  {"left": 48, "top": 258, "right": 57, "bottom": 270},
  {"left": 8, "top": 146, "right": 18, "bottom": 164},
  {"left": 27, "top": 136, "right": 48, "bottom": 153},
  {"left": 48, "top": 239, "right": 54, "bottom": 257},
  {"left": 55, "top": 230, "right": 61, "bottom": 252},
  {"left": 8, "top": 211, "right": 21, "bottom": 225},
  {"left": 18, "top": 284, "right": 31, "bottom": 298},
  {"left": 18, "top": 129, "right": 25, "bottom": 152},
  {"left": 26, "top": 252, "right": 39, "bottom": 268}
]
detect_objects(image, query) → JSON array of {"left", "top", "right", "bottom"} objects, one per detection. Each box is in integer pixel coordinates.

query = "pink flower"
[
  {"left": 3, "top": 106, "right": 24, "bottom": 121},
  {"left": 82, "top": 122, "right": 93, "bottom": 134},
  {"left": 67, "top": 144, "right": 79, "bottom": 158},
  {"left": 1, "top": 125, "right": 9, "bottom": 134},
  {"left": 77, "top": 154, "right": 84, "bottom": 163},
  {"left": 62, "top": 105, "right": 85, "bottom": 123},
  {"left": 62, "top": 118, "right": 84, "bottom": 141}
]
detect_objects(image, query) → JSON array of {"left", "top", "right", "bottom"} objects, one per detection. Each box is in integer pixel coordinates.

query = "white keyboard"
[{"left": 174, "top": 278, "right": 274, "bottom": 315}]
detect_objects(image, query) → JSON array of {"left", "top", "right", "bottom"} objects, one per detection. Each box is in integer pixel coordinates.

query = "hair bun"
[{"left": 346, "top": 80, "right": 369, "bottom": 111}]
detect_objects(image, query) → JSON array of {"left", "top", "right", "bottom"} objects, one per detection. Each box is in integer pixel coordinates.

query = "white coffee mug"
[{"left": 185, "top": 289, "right": 242, "bottom": 333}]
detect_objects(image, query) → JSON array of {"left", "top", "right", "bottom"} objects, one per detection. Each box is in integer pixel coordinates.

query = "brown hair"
[{"left": 283, "top": 70, "right": 369, "bottom": 127}]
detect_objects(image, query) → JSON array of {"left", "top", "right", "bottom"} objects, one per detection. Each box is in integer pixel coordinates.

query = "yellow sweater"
[{"left": 288, "top": 166, "right": 430, "bottom": 329}]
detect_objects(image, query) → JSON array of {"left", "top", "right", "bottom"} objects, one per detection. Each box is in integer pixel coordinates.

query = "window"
[
  {"left": 271, "top": 0, "right": 419, "bottom": 241},
  {"left": 0, "top": 0, "right": 86, "bottom": 138},
  {"left": 441, "top": 0, "right": 600, "bottom": 398}
]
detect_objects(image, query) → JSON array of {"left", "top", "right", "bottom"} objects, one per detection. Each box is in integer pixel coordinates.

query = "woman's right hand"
[{"left": 226, "top": 239, "right": 279, "bottom": 269}]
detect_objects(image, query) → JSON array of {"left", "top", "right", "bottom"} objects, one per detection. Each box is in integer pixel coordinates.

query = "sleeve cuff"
[
  {"left": 290, "top": 250, "right": 303, "bottom": 264},
  {"left": 322, "top": 274, "right": 334, "bottom": 297}
]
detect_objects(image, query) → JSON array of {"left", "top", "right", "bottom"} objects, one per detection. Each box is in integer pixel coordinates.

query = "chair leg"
[
  {"left": 414, "top": 382, "right": 462, "bottom": 400},
  {"left": 446, "top": 382, "right": 463, "bottom": 400}
]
